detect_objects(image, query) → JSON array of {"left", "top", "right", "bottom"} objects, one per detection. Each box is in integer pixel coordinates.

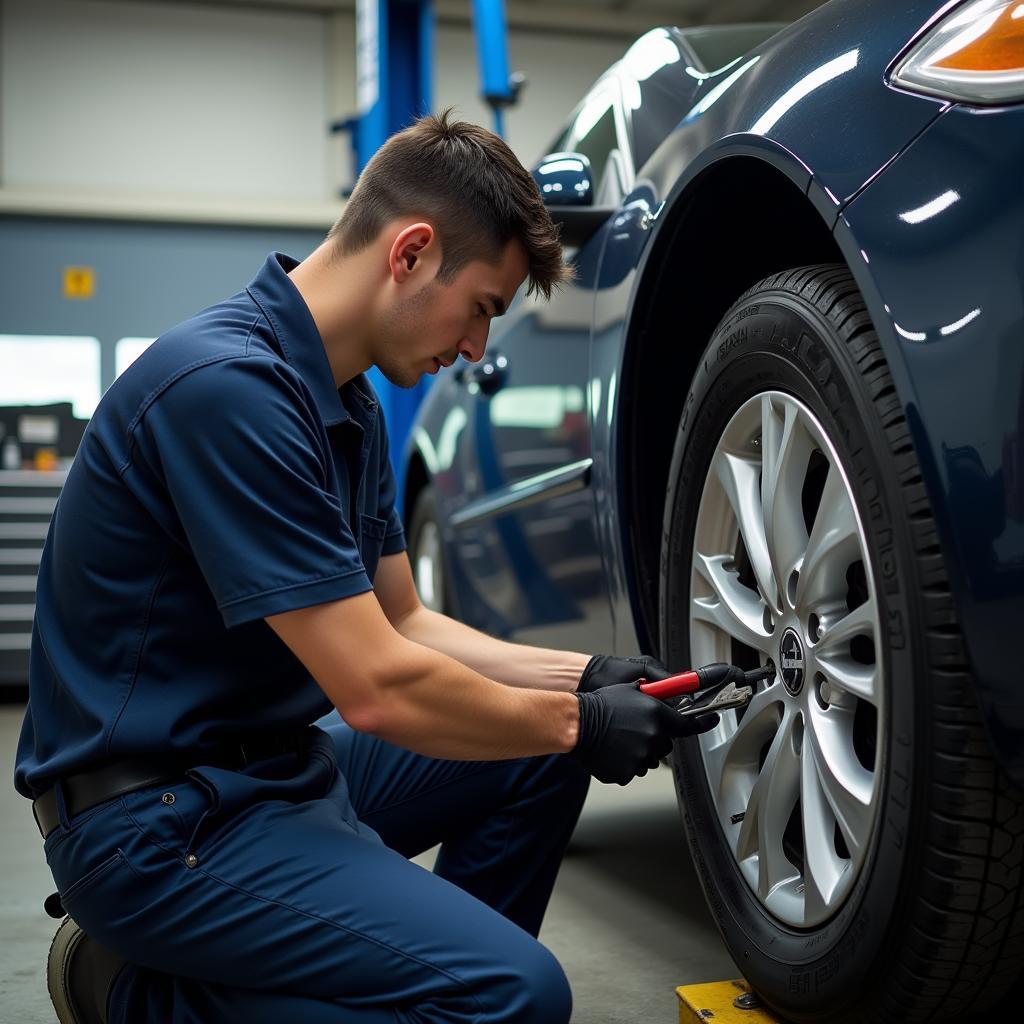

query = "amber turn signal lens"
[
  {"left": 894, "top": 0, "right": 1024, "bottom": 103},
  {"left": 934, "top": 3, "right": 1024, "bottom": 72}
]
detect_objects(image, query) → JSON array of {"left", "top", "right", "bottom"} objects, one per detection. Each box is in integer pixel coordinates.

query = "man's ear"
[{"left": 388, "top": 222, "right": 436, "bottom": 283}]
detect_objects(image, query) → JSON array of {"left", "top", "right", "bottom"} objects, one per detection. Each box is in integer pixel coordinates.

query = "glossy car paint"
[
  {"left": 405, "top": 0, "right": 1024, "bottom": 779},
  {"left": 836, "top": 103, "right": 1024, "bottom": 777},
  {"left": 594, "top": 0, "right": 953, "bottom": 655}
]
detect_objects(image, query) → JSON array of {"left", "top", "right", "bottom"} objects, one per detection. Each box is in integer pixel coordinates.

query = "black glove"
[
  {"left": 572, "top": 682, "right": 719, "bottom": 786},
  {"left": 576, "top": 654, "right": 673, "bottom": 694}
]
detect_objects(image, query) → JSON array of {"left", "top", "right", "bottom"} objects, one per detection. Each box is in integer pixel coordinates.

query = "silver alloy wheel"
[
  {"left": 689, "top": 391, "right": 884, "bottom": 928},
  {"left": 414, "top": 520, "right": 445, "bottom": 612}
]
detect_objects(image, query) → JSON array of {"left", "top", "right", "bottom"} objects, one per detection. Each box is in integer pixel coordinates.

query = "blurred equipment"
[{"left": 331, "top": 0, "right": 524, "bottom": 512}]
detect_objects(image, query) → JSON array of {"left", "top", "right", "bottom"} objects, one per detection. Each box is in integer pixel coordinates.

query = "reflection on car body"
[{"left": 403, "top": 2, "right": 1024, "bottom": 1020}]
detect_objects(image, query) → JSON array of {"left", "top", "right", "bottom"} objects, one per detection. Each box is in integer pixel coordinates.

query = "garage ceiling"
[
  {"left": 156, "top": 0, "right": 825, "bottom": 33},
  {"left": 511, "top": 0, "right": 822, "bottom": 21}
]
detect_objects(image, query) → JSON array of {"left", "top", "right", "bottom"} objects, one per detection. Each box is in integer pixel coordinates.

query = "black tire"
[
  {"left": 661, "top": 265, "right": 1024, "bottom": 1022},
  {"left": 408, "top": 485, "right": 451, "bottom": 615}
]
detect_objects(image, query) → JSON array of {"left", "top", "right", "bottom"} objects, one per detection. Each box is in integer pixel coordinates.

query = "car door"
[{"left": 445, "top": 78, "right": 632, "bottom": 651}]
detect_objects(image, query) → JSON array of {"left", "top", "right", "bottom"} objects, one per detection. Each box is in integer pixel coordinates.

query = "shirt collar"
[{"left": 246, "top": 252, "right": 352, "bottom": 427}]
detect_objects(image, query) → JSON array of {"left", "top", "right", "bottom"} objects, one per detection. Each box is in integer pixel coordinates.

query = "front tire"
[{"left": 661, "top": 265, "right": 1024, "bottom": 1021}]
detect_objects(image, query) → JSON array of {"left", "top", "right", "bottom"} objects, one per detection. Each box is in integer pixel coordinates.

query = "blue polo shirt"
[{"left": 15, "top": 253, "right": 406, "bottom": 799}]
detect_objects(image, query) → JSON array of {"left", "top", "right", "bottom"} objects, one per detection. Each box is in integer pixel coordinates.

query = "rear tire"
[
  {"left": 661, "top": 265, "right": 1024, "bottom": 1021},
  {"left": 408, "top": 486, "right": 450, "bottom": 615}
]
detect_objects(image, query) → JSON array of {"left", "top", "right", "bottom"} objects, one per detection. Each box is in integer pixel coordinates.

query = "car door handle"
[{"left": 460, "top": 354, "right": 508, "bottom": 394}]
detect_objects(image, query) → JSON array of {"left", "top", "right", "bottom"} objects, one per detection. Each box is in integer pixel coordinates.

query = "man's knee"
[
  {"left": 490, "top": 941, "right": 571, "bottom": 1024},
  {"left": 523, "top": 944, "right": 572, "bottom": 1024}
]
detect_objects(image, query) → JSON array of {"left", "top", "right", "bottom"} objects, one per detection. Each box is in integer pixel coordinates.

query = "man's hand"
[
  {"left": 572, "top": 682, "right": 718, "bottom": 786},
  {"left": 576, "top": 654, "right": 672, "bottom": 694}
]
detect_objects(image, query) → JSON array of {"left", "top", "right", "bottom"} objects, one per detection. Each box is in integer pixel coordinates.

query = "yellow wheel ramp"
[{"left": 677, "top": 980, "right": 787, "bottom": 1023}]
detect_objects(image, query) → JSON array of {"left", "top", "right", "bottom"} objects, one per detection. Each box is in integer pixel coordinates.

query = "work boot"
[{"left": 47, "top": 916, "right": 124, "bottom": 1024}]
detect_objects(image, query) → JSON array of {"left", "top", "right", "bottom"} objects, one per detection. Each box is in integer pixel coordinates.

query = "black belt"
[{"left": 32, "top": 729, "right": 313, "bottom": 841}]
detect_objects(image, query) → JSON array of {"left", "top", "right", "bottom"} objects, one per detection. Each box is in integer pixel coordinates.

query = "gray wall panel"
[{"left": 0, "top": 217, "right": 324, "bottom": 389}]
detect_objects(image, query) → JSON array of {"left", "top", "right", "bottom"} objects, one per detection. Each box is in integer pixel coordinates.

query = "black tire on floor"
[
  {"left": 408, "top": 485, "right": 450, "bottom": 615},
  {"left": 661, "top": 265, "right": 1024, "bottom": 1022}
]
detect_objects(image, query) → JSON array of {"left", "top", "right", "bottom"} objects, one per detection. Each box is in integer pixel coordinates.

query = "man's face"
[{"left": 374, "top": 238, "right": 529, "bottom": 390}]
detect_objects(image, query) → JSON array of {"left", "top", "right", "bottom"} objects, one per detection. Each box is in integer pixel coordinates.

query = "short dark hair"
[{"left": 327, "top": 110, "right": 570, "bottom": 300}]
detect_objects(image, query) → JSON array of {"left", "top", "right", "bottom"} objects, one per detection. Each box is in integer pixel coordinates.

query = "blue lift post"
[
  {"left": 339, "top": 0, "right": 521, "bottom": 510},
  {"left": 471, "top": 0, "right": 522, "bottom": 137},
  {"left": 347, "top": 0, "right": 436, "bottom": 513}
]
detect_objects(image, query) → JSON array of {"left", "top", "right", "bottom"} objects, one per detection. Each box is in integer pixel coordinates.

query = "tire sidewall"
[
  {"left": 408, "top": 486, "right": 450, "bottom": 615},
  {"left": 663, "top": 288, "right": 924, "bottom": 1016}
]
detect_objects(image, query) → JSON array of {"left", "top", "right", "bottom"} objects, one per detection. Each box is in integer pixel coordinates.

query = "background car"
[{"left": 400, "top": 1, "right": 1024, "bottom": 1020}]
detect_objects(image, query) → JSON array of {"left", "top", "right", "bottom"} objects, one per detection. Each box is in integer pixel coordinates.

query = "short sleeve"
[{"left": 138, "top": 357, "right": 373, "bottom": 627}]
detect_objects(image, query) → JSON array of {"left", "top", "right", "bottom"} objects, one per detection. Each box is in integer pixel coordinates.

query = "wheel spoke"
[
  {"left": 815, "top": 599, "right": 879, "bottom": 704},
  {"left": 816, "top": 651, "right": 879, "bottom": 705},
  {"left": 805, "top": 704, "right": 874, "bottom": 859},
  {"left": 800, "top": 738, "right": 847, "bottom": 922},
  {"left": 692, "top": 553, "right": 772, "bottom": 654},
  {"left": 727, "top": 679, "right": 787, "bottom": 755},
  {"left": 796, "top": 466, "right": 860, "bottom": 614},
  {"left": 760, "top": 397, "right": 813, "bottom": 605},
  {"left": 713, "top": 449, "right": 779, "bottom": 610},
  {"left": 735, "top": 708, "right": 802, "bottom": 900},
  {"left": 702, "top": 682, "right": 784, "bottom": 809},
  {"left": 816, "top": 598, "right": 876, "bottom": 652}
]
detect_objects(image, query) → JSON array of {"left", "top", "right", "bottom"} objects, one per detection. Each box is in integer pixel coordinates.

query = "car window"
[
  {"left": 619, "top": 30, "right": 691, "bottom": 171},
  {"left": 539, "top": 124, "right": 572, "bottom": 164},
  {"left": 569, "top": 87, "right": 628, "bottom": 205}
]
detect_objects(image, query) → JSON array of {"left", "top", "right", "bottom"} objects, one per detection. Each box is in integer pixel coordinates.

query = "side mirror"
[
  {"left": 531, "top": 152, "right": 594, "bottom": 207},
  {"left": 532, "top": 151, "right": 617, "bottom": 248}
]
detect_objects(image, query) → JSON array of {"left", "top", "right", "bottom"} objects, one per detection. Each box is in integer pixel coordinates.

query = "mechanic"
[{"left": 14, "top": 112, "right": 715, "bottom": 1024}]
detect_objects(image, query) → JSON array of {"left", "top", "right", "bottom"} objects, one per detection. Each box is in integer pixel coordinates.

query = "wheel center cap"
[{"left": 780, "top": 628, "right": 805, "bottom": 695}]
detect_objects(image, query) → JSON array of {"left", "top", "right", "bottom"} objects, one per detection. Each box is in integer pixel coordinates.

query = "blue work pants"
[{"left": 41, "top": 712, "right": 591, "bottom": 1022}]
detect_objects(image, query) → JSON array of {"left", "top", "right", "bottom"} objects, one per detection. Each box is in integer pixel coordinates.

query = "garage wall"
[
  {"left": 1, "top": 0, "right": 331, "bottom": 201},
  {"left": 3, "top": 0, "right": 635, "bottom": 209},
  {"left": 0, "top": 216, "right": 325, "bottom": 391},
  {"left": 433, "top": 22, "right": 628, "bottom": 167}
]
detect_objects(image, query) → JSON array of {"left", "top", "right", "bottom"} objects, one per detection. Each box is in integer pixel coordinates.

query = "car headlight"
[{"left": 892, "top": 0, "right": 1024, "bottom": 104}]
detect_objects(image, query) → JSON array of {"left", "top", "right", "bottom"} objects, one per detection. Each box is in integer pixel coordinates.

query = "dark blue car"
[{"left": 402, "top": 1, "right": 1024, "bottom": 1020}]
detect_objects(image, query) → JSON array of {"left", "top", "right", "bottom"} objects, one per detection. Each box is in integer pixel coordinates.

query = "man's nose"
[{"left": 458, "top": 324, "right": 489, "bottom": 363}]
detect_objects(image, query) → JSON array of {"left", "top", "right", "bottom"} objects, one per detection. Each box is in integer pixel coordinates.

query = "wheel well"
[
  {"left": 403, "top": 451, "right": 429, "bottom": 530},
  {"left": 621, "top": 157, "right": 845, "bottom": 654}
]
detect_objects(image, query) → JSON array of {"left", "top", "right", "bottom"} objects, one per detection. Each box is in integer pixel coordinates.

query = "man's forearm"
[
  {"left": 367, "top": 639, "right": 582, "bottom": 760},
  {"left": 396, "top": 605, "right": 590, "bottom": 692},
  {"left": 268, "top": 594, "right": 581, "bottom": 760}
]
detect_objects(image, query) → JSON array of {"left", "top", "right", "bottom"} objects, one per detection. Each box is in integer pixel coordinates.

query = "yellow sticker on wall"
[{"left": 63, "top": 266, "right": 95, "bottom": 299}]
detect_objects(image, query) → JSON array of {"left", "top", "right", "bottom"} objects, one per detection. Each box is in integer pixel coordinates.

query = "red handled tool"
[
  {"left": 638, "top": 670, "right": 702, "bottom": 700},
  {"left": 639, "top": 663, "right": 773, "bottom": 700},
  {"left": 639, "top": 663, "right": 775, "bottom": 716}
]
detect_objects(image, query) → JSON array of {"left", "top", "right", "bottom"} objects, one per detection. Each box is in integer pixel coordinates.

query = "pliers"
[{"left": 639, "top": 663, "right": 775, "bottom": 718}]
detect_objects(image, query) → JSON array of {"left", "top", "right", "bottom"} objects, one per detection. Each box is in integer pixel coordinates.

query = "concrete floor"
[{"left": 0, "top": 703, "right": 737, "bottom": 1023}]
